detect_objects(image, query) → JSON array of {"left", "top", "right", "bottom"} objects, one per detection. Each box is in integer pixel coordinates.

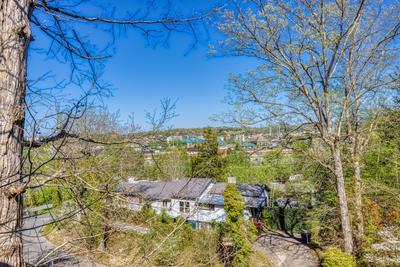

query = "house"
[
  {"left": 117, "top": 178, "right": 212, "bottom": 212},
  {"left": 117, "top": 178, "right": 269, "bottom": 229}
]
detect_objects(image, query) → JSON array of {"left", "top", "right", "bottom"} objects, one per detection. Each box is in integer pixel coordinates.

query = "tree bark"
[
  {"left": 353, "top": 158, "right": 364, "bottom": 250},
  {"left": 100, "top": 187, "right": 111, "bottom": 251},
  {"left": 0, "top": 0, "right": 32, "bottom": 266},
  {"left": 331, "top": 144, "right": 354, "bottom": 254},
  {"left": 351, "top": 97, "right": 365, "bottom": 251}
]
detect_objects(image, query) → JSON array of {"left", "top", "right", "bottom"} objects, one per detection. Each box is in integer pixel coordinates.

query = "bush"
[
  {"left": 81, "top": 213, "right": 102, "bottom": 249},
  {"left": 223, "top": 184, "right": 253, "bottom": 266},
  {"left": 321, "top": 247, "right": 356, "bottom": 267},
  {"left": 176, "top": 229, "right": 220, "bottom": 266}
]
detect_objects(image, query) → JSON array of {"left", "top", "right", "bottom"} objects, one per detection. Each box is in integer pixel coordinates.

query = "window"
[
  {"left": 179, "top": 201, "right": 190, "bottom": 213},
  {"left": 199, "top": 203, "right": 215, "bottom": 211},
  {"left": 162, "top": 200, "right": 170, "bottom": 208}
]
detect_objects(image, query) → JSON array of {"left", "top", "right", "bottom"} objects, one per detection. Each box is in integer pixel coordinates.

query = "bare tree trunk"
[
  {"left": 0, "top": 1, "right": 32, "bottom": 266},
  {"left": 352, "top": 97, "right": 365, "bottom": 251},
  {"left": 75, "top": 186, "right": 87, "bottom": 221},
  {"left": 99, "top": 186, "right": 111, "bottom": 251},
  {"left": 353, "top": 158, "right": 364, "bottom": 251},
  {"left": 332, "top": 144, "right": 354, "bottom": 254}
]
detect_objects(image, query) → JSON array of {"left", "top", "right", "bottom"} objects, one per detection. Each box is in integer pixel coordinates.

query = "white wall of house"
[
  {"left": 150, "top": 197, "right": 227, "bottom": 223},
  {"left": 168, "top": 198, "right": 197, "bottom": 218},
  {"left": 124, "top": 197, "right": 254, "bottom": 224},
  {"left": 190, "top": 205, "right": 226, "bottom": 223}
]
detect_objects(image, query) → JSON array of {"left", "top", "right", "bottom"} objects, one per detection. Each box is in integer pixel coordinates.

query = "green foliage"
[
  {"left": 177, "top": 229, "right": 220, "bottom": 266},
  {"left": 192, "top": 128, "right": 225, "bottom": 180},
  {"left": 363, "top": 109, "right": 400, "bottom": 188},
  {"left": 244, "top": 220, "right": 258, "bottom": 242},
  {"left": 81, "top": 212, "right": 102, "bottom": 249},
  {"left": 224, "top": 184, "right": 245, "bottom": 224},
  {"left": 226, "top": 149, "right": 250, "bottom": 167},
  {"left": 224, "top": 148, "right": 274, "bottom": 184},
  {"left": 230, "top": 227, "right": 253, "bottom": 267},
  {"left": 321, "top": 247, "right": 356, "bottom": 267},
  {"left": 263, "top": 207, "right": 309, "bottom": 234},
  {"left": 138, "top": 216, "right": 192, "bottom": 266},
  {"left": 24, "top": 185, "right": 55, "bottom": 207},
  {"left": 160, "top": 208, "right": 172, "bottom": 224},
  {"left": 158, "top": 146, "right": 190, "bottom": 179},
  {"left": 262, "top": 150, "right": 295, "bottom": 181},
  {"left": 359, "top": 109, "right": 400, "bottom": 246},
  {"left": 223, "top": 184, "right": 253, "bottom": 267},
  {"left": 224, "top": 164, "right": 271, "bottom": 184},
  {"left": 113, "top": 206, "right": 160, "bottom": 227}
]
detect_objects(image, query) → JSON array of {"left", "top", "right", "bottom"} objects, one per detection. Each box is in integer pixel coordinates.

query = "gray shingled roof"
[
  {"left": 119, "top": 178, "right": 212, "bottom": 200},
  {"left": 173, "top": 178, "right": 213, "bottom": 199},
  {"left": 199, "top": 194, "right": 266, "bottom": 208},
  {"left": 200, "top": 183, "right": 267, "bottom": 208},
  {"left": 237, "top": 184, "right": 266, "bottom": 197},
  {"left": 207, "top": 183, "right": 226, "bottom": 195},
  {"left": 208, "top": 183, "right": 266, "bottom": 197}
]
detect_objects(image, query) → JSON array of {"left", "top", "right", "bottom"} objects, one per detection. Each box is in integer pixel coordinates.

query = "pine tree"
[{"left": 192, "top": 128, "right": 225, "bottom": 180}]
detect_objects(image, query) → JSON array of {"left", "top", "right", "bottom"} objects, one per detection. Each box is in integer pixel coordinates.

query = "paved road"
[
  {"left": 22, "top": 213, "right": 105, "bottom": 267},
  {"left": 255, "top": 231, "right": 319, "bottom": 267}
]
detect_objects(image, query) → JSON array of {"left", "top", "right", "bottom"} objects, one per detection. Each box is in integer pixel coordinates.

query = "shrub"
[
  {"left": 321, "top": 247, "right": 356, "bottom": 267},
  {"left": 81, "top": 213, "right": 102, "bottom": 249},
  {"left": 223, "top": 184, "right": 253, "bottom": 266},
  {"left": 176, "top": 229, "right": 220, "bottom": 266},
  {"left": 245, "top": 220, "right": 258, "bottom": 242},
  {"left": 160, "top": 208, "right": 172, "bottom": 224}
]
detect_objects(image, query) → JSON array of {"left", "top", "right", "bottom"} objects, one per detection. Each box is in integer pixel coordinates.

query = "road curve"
[{"left": 22, "top": 213, "right": 105, "bottom": 267}]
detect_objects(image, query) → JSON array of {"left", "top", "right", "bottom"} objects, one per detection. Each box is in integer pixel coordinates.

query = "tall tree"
[
  {"left": 216, "top": 0, "right": 400, "bottom": 253},
  {"left": 342, "top": 26, "right": 400, "bottom": 249},
  {"left": 160, "top": 147, "right": 189, "bottom": 179},
  {"left": 0, "top": 2, "right": 32, "bottom": 265},
  {"left": 223, "top": 183, "right": 253, "bottom": 266},
  {"left": 192, "top": 128, "right": 225, "bottom": 180},
  {"left": 0, "top": 1, "right": 218, "bottom": 265}
]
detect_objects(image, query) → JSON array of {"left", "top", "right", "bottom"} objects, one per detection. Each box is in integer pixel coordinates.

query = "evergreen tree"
[
  {"left": 191, "top": 128, "right": 225, "bottom": 180},
  {"left": 223, "top": 184, "right": 253, "bottom": 267}
]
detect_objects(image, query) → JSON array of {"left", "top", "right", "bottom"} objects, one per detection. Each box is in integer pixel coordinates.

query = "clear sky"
[
  {"left": 27, "top": 1, "right": 259, "bottom": 129},
  {"left": 101, "top": 31, "right": 257, "bottom": 128}
]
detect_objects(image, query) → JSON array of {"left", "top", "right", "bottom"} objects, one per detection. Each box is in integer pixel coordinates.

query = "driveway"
[
  {"left": 22, "top": 212, "right": 105, "bottom": 267},
  {"left": 255, "top": 230, "right": 319, "bottom": 267}
]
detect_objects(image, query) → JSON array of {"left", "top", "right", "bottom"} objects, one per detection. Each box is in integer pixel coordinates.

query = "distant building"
[
  {"left": 166, "top": 135, "right": 184, "bottom": 144},
  {"left": 183, "top": 136, "right": 205, "bottom": 144},
  {"left": 242, "top": 142, "right": 256, "bottom": 149}
]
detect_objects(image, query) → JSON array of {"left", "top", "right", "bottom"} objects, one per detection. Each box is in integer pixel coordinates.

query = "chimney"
[{"left": 227, "top": 177, "right": 236, "bottom": 184}]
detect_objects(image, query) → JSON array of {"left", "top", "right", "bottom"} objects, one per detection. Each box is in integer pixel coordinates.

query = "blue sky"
[
  {"left": 27, "top": 1, "right": 259, "bottom": 129},
  {"left": 102, "top": 31, "right": 256, "bottom": 128}
]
